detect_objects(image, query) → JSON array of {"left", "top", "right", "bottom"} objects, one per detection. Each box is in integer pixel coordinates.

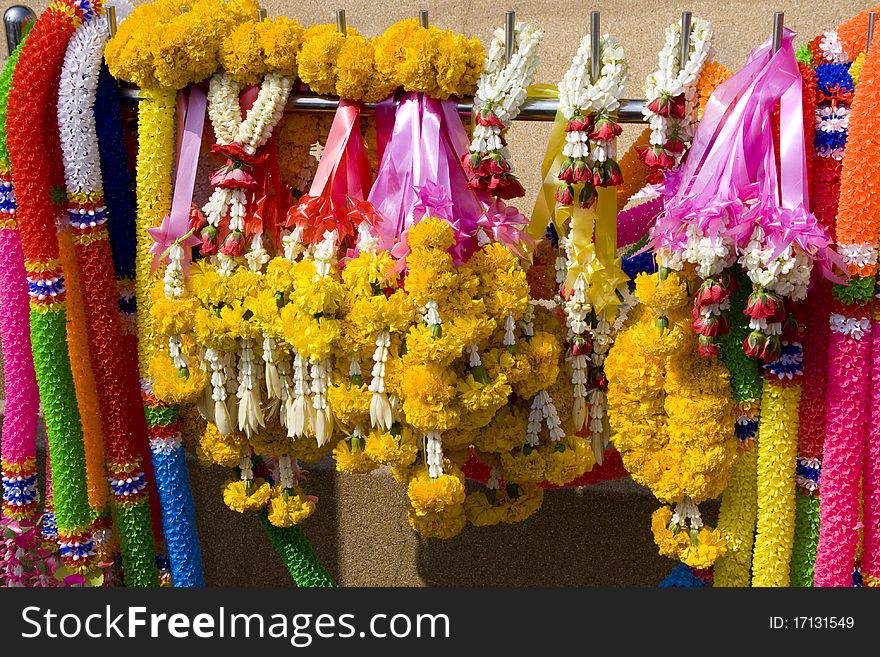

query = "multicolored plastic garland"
[{"left": 6, "top": 0, "right": 102, "bottom": 578}]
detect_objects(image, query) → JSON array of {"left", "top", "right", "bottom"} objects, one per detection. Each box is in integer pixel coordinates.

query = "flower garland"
[
  {"left": 7, "top": 0, "right": 104, "bottom": 578},
  {"left": 464, "top": 21, "right": 543, "bottom": 199},
  {"left": 606, "top": 269, "right": 736, "bottom": 569},
  {"left": 104, "top": 0, "right": 258, "bottom": 90},
  {"left": 60, "top": 14, "right": 165, "bottom": 586},
  {"left": 0, "top": 33, "right": 59, "bottom": 588},
  {"left": 221, "top": 16, "right": 303, "bottom": 86},
  {"left": 639, "top": 17, "right": 714, "bottom": 178},
  {"left": 713, "top": 269, "right": 762, "bottom": 587},
  {"left": 815, "top": 38, "right": 880, "bottom": 587},
  {"left": 788, "top": 37, "right": 850, "bottom": 588},
  {"left": 551, "top": 32, "right": 628, "bottom": 457},
  {"left": 0, "top": 35, "right": 40, "bottom": 527}
]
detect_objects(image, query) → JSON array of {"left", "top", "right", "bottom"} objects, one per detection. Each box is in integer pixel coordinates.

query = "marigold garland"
[{"left": 606, "top": 270, "right": 736, "bottom": 568}]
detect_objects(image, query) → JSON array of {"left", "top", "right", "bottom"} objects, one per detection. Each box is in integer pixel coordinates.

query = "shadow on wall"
[{"left": 190, "top": 463, "right": 719, "bottom": 586}]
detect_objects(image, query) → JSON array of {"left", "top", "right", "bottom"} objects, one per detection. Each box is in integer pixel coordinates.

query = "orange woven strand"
[
  {"left": 838, "top": 6, "right": 880, "bottom": 57},
  {"left": 57, "top": 225, "right": 110, "bottom": 511},
  {"left": 616, "top": 127, "right": 651, "bottom": 208},
  {"left": 835, "top": 45, "right": 880, "bottom": 266}
]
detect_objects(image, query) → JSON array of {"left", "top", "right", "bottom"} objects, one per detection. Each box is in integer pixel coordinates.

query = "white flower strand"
[
  {"left": 289, "top": 349, "right": 312, "bottom": 438},
  {"left": 643, "top": 18, "right": 713, "bottom": 152},
  {"left": 205, "top": 347, "right": 232, "bottom": 436},
  {"left": 426, "top": 431, "right": 444, "bottom": 479},
  {"left": 558, "top": 33, "right": 627, "bottom": 164},
  {"left": 525, "top": 390, "right": 565, "bottom": 446},
  {"left": 469, "top": 22, "right": 543, "bottom": 156},
  {"left": 368, "top": 331, "right": 393, "bottom": 431},
  {"left": 236, "top": 338, "right": 264, "bottom": 437}
]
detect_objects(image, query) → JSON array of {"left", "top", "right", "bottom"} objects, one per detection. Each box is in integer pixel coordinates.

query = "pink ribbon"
[
  {"left": 651, "top": 29, "right": 837, "bottom": 280},
  {"left": 287, "top": 100, "right": 373, "bottom": 246},
  {"left": 368, "top": 92, "right": 489, "bottom": 260},
  {"left": 147, "top": 85, "right": 207, "bottom": 276}
]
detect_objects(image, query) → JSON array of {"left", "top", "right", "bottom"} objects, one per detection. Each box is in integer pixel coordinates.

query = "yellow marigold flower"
[
  {"left": 333, "top": 439, "right": 378, "bottom": 474},
  {"left": 541, "top": 437, "right": 595, "bottom": 486},
  {"left": 407, "top": 505, "right": 466, "bottom": 539},
  {"left": 407, "top": 216, "right": 456, "bottom": 250},
  {"left": 327, "top": 384, "right": 371, "bottom": 428},
  {"left": 149, "top": 352, "right": 208, "bottom": 405},
  {"left": 400, "top": 363, "right": 460, "bottom": 432},
  {"left": 504, "top": 484, "right": 544, "bottom": 523},
  {"left": 407, "top": 466, "right": 466, "bottom": 514},
  {"left": 501, "top": 447, "right": 547, "bottom": 484},
  {"left": 267, "top": 485, "right": 316, "bottom": 527},
  {"left": 364, "top": 428, "right": 418, "bottom": 468},
  {"left": 149, "top": 295, "right": 200, "bottom": 338},
  {"left": 851, "top": 51, "right": 867, "bottom": 86},
  {"left": 464, "top": 491, "right": 507, "bottom": 527},
  {"left": 679, "top": 526, "right": 728, "bottom": 570},
  {"left": 197, "top": 421, "right": 247, "bottom": 468},
  {"left": 456, "top": 374, "right": 511, "bottom": 413},
  {"left": 298, "top": 25, "right": 354, "bottom": 95},
  {"left": 222, "top": 478, "right": 272, "bottom": 513},
  {"left": 221, "top": 17, "right": 304, "bottom": 84},
  {"left": 342, "top": 251, "right": 398, "bottom": 296},
  {"left": 474, "top": 404, "right": 527, "bottom": 453},
  {"left": 512, "top": 331, "right": 561, "bottom": 399},
  {"left": 634, "top": 271, "right": 689, "bottom": 311},
  {"left": 335, "top": 34, "right": 377, "bottom": 101},
  {"left": 189, "top": 260, "right": 226, "bottom": 306}
]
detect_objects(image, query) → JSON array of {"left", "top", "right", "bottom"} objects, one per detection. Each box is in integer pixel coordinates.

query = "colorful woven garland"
[{"left": 6, "top": 0, "right": 102, "bottom": 576}]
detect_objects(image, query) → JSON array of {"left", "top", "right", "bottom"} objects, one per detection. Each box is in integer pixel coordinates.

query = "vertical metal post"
[
  {"left": 590, "top": 11, "right": 600, "bottom": 82},
  {"left": 336, "top": 9, "right": 346, "bottom": 35},
  {"left": 868, "top": 11, "right": 877, "bottom": 53},
  {"left": 504, "top": 10, "right": 515, "bottom": 66},
  {"left": 419, "top": 10, "right": 429, "bottom": 28},
  {"left": 679, "top": 11, "right": 692, "bottom": 71},
  {"left": 3, "top": 5, "right": 36, "bottom": 55},
  {"left": 772, "top": 11, "right": 784, "bottom": 53},
  {"left": 257, "top": 7, "right": 267, "bottom": 22},
  {"left": 107, "top": 4, "right": 117, "bottom": 38}
]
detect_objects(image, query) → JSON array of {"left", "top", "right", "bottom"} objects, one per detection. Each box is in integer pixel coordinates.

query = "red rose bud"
[
  {"left": 743, "top": 330, "right": 765, "bottom": 358},
  {"left": 781, "top": 314, "right": 801, "bottom": 342},
  {"left": 658, "top": 149, "right": 676, "bottom": 169},
  {"left": 638, "top": 145, "right": 665, "bottom": 168},
  {"left": 607, "top": 161, "right": 623, "bottom": 186},
  {"left": 466, "top": 177, "right": 488, "bottom": 192},
  {"left": 571, "top": 335, "right": 592, "bottom": 356},
  {"left": 669, "top": 94, "right": 687, "bottom": 119},
  {"left": 692, "top": 315, "right": 709, "bottom": 335},
  {"left": 578, "top": 183, "right": 598, "bottom": 208},
  {"left": 566, "top": 116, "right": 590, "bottom": 132},
  {"left": 558, "top": 158, "right": 575, "bottom": 183},
  {"left": 647, "top": 95, "right": 671, "bottom": 117},
  {"left": 478, "top": 110, "right": 504, "bottom": 129},
  {"left": 466, "top": 152, "right": 482, "bottom": 171},
  {"left": 744, "top": 290, "right": 780, "bottom": 319},
  {"left": 760, "top": 334, "right": 781, "bottom": 362},
  {"left": 589, "top": 118, "right": 620, "bottom": 141},
  {"left": 664, "top": 135, "right": 686, "bottom": 154},
  {"left": 691, "top": 302, "right": 702, "bottom": 320},
  {"left": 492, "top": 176, "right": 526, "bottom": 200},
  {"left": 220, "top": 229, "right": 245, "bottom": 257},
  {"left": 573, "top": 159, "right": 591, "bottom": 183},
  {"left": 697, "top": 280, "right": 724, "bottom": 305},
  {"left": 487, "top": 156, "right": 510, "bottom": 175},
  {"left": 199, "top": 225, "right": 219, "bottom": 254},
  {"left": 698, "top": 334, "right": 721, "bottom": 357},
  {"left": 556, "top": 184, "right": 575, "bottom": 205},
  {"left": 188, "top": 204, "right": 206, "bottom": 231}
]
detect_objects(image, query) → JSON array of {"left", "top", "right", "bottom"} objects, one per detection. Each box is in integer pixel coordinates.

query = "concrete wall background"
[{"left": 0, "top": 0, "right": 869, "bottom": 585}]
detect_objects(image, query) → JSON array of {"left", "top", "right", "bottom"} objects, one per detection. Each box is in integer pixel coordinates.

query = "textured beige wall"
[{"left": 0, "top": 0, "right": 870, "bottom": 585}]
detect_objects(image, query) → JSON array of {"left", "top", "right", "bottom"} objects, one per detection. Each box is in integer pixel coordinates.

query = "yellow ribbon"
[{"left": 527, "top": 86, "right": 629, "bottom": 316}]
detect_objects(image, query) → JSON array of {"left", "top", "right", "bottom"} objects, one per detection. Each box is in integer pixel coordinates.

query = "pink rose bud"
[
  {"left": 200, "top": 225, "right": 219, "bottom": 255},
  {"left": 573, "top": 159, "right": 591, "bottom": 183},
  {"left": 571, "top": 335, "right": 592, "bottom": 356},
  {"left": 745, "top": 290, "right": 780, "bottom": 319},
  {"left": 556, "top": 184, "right": 575, "bottom": 205},
  {"left": 566, "top": 116, "right": 590, "bottom": 132},
  {"left": 760, "top": 334, "right": 782, "bottom": 362},
  {"left": 743, "top": 330, "right": 765, "bottom": 358},
  {"left": 698, "top": 334, "right": 721, "bottom": 357},
  {"left": 220, "top": 229, "right": 245, "bottom": 257},
  {"left": 669, "top": 94, "right": 687, "bottom": 119},
  {"left": 647, "top": 95, "right": 670, "bottom": 117}
]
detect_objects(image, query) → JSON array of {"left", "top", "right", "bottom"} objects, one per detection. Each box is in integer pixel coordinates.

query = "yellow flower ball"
[
  {"left": 333, "top": 439, "right": 378, "bottom": 474},
  {"left": 222, "top": 478, "right": 272, "bottom": 513},
  {"left": 407, "top": 466, "right": 466, "bottom": 515},
  {"left": 267, "top": 485, "right": 316, "bottom": 527}
]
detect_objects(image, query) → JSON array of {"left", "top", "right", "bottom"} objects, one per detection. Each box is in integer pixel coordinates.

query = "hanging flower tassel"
[
  {"left": 310, "top": 359, "right": 333, "bottom": 447},
  {"left": 369, "top": 331, "right": 393, "bottom": 431},
  {"left": 236, "top": 337, "right": 264, "bottom": 436}
]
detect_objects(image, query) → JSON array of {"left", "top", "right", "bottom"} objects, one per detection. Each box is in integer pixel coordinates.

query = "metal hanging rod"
[
  {"left": 114, "top": 83, "right": 650, "bottom": 122},
  {"left": 4, "top": 4, "right": 35, "bottom": 56}
]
